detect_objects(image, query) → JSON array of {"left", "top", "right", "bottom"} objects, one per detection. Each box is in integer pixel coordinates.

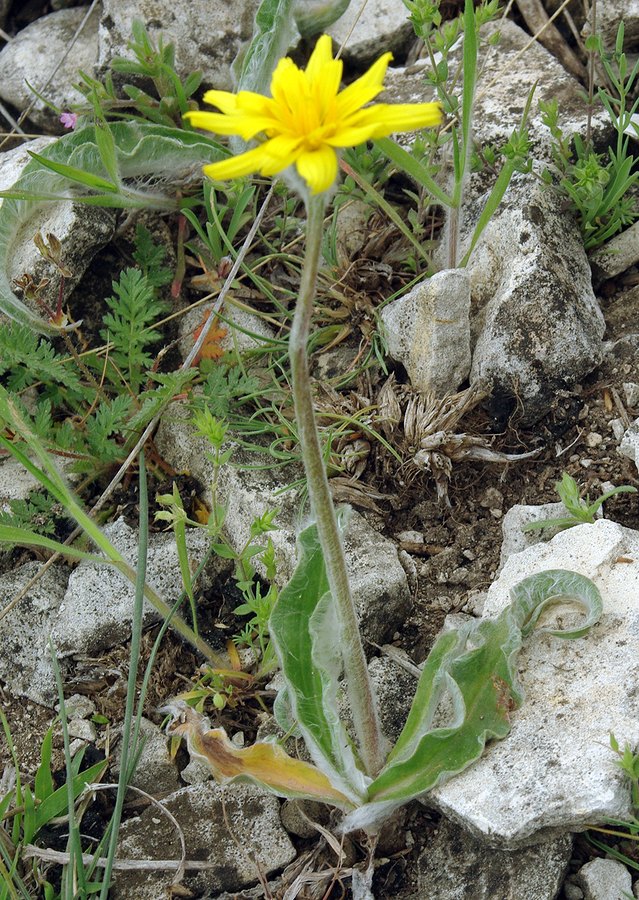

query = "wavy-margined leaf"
[
  {"left": 269, "top": 521, "right": 369, "bottom": 804},
  {"left": 0, "top": 122, "right": 224, "bottom": 332},
  {"left": 164, "top": 701, "right": 355, "bottom": 808},
  {"left": 233, "top": 0, "right": 352, "bottom": 98},
  {"left": 342, "top": 569, "right": 602, "bottom": 831}
]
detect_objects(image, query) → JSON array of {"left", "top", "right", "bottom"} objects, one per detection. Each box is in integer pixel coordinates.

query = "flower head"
[
  {"left": 184, "top": 35, "right": 441, "bottom": 196},
  {"left": 59, "top": 111, "right": 78, "bottom": 130}
]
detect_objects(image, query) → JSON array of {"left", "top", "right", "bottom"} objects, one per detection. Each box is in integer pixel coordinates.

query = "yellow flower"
[{"left": 184, "top": 34, "right": 442, "bottom": 195}]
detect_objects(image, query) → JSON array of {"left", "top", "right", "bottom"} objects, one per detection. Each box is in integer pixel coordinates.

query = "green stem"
[{"left": 289, "top": 194, "right": 385, "bottom": 777}]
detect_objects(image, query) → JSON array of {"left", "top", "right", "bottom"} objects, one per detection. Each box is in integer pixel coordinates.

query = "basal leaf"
[
  {"left": 165, "top": 702, "right": 355, "bottom": 808},
  {"left": 269, "top": 521, "right": 369, "bottom": 803},
  {"left": 342, "top": 569, "right": 602, "bottom": 831}
]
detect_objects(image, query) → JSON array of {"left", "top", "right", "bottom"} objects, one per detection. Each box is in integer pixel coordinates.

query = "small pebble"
[
  {"left": 563, "top": 883, "right": 584, "bottom": 900},
  {"left": 580, "top": 458, "right": 593, "bottom": 468},
  {"left": 610, "top": 418, "right": 627, "bottom": 441},
  {"left": 231, "top": 731, "right": 245, "bottom": 748},
  {"left": 585, "top": 432, "right": 603, "bottom": 448},
  {"left": 623, "top": 382, "right": 639, "bottom": 407}
]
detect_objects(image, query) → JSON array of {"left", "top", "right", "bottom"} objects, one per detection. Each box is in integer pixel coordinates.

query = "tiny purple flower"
[{"left": 59, "top": 112, "right": 78, "bottom": 130}]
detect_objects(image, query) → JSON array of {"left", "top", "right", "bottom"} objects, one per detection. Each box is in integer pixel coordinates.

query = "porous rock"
[
  {"left": 112, "top": 781, "right": 296, "bottom": 898},
  {"left": 328, "top": 0, "right": 413, "bottom": 65},
  {"left": 380, "top": 268, "right": 471, "bottom": 396},
  {"left": 498, "top": 501, "right": 602, "bottom": 572},
  {"left": 97, "top": 0, "right": 260, "bottom": 92},
  {"left": 0, "top": 135, "right": 115, "bottom": 325},
  {"left": 582, "top": 0, "right": 639, "bottom": 54},
  {"left": 590, "top": 221, "right": 639, "bottom": 285},
  {"left": 464, "top": 173, "right": 605, "bottom": 423},
  {"left": 384, "top": 19, "right": 611, "bottom": 159},
  {"left": 112, "top": 717, "right": 181, "bottom": 796},
  {"left": 431, "top": 519, "right": 639, "bottom": 846},
  {"left": 575, "top": 858, "right": 632, "bottom": 900},
  {"left": 416, "top": 818, "right": 573, "bottom": 900},
  {"left": 53, "top": 517, "right": 215, "bottom": 658},
  {"left": 0, "top": 6, "right": 100, "bottom": 131},
  {"left": 155, "top": 403, "right": 411, "bottom": 643},
  {"left": 0, "top": 561, "right": 69, "bottom": 706},
  {"left": 620, "top": 417, "right": 639, "bottom": 472}
]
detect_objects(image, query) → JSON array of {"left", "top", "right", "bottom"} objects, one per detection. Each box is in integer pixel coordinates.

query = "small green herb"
[{"left": 522, "top": 472, "right": 636, "bottom": 533}]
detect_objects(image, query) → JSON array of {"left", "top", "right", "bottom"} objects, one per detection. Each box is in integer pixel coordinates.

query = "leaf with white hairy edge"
[
  {"left": 341, "top": 569, "right": 602, "bottom": 833},
  {"left": 269, "top": 520, "right": 370, "bottom": 804},
  {"left": 164, "top": 701, "right": 355, "bottom": 808}
]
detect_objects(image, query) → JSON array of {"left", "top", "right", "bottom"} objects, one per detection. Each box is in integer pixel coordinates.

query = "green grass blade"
[
  {"left": 373, "top": 137, "right": 453, "bottom": 207},
  {"left": 26, "top": 150, "right": 119, "bottom": 193},
  {"left": 269, "top": 522, "right": 369, "bottom": 803}
]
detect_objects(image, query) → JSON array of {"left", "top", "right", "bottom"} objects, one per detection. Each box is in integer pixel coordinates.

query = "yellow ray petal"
[
  {"left": 296, "top": 145, "right": 338, "bottom": 194},
  {"left": 363, "top": 101, "right": 443, "bottom": 136},
  {"left": 203, "top": 146, "right": 271, "bottom": 180},
  {"left": 336, "top": 52, "right": 393, "bottom": 119},
  {"left": 305, "top": 33, "right": 334, "bottom": 82},
  {"left": 202, "top": 89, "right": 239, "bottom": 114}
]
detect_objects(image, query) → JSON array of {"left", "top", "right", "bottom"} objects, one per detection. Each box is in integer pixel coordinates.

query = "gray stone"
[
  {"left": 97, "top": 0, "right": 260, "bottom": 93},
  {"left": 498, "top": 501, "right": 603, "bottom": 572},
  {"left": 178, "top": 301, "right": 276, "bottom": 364},
  {"left": 180, "top": 758, "right": 212, "bottom": 785},
  {"left": 112, "top": 781, "right": 296, "bottom": 898},
  {"left": 582, "top": 0, "right": 639, "bottom": 54},
  {"left": 368, "top": 654, "right": 417, "bottom": 744},
  {"left": 0, "top": 134, "right": 115, "bottom": 326},
  {"left": 620, "top": 418, "right": 639, "bottom": 471},
  {"left": 416, "top": 818, "right": 573, "bottom": 900},
  {"left": 0, "top": 561, "right": 69, "bottom": 706},
  {"left": 112, "top": 717, "right": 181, "bottom": 796},
  {"left": 54, "top": 517, "right": 215, "bottom": 657},
  {"left": 590, "top": 221, "right": 639, "bottom": 284},
  {"left": 384, "top": 19, "right": 611, "bottom": 160},
  {"left": 575, "top": 858, "right": 632, "bottom": 900},
  {"left": 56, "top": 693, "right": 95, "bottom": 719},
  {"left": 67, "top": 718, "right": 96, "bottom": 742},
  {"left": 464, "top": 173, "right": 605, "bottom": 423},
  {"left": 0, "top": 7, "right": 100, "bottom": 131},
  {"left": 0, "top": 457, "right": 41, "bottom": 510},
  {"left": 155, "top": 404, "right": 411, "bottom": 643},
  {"left": 380, "top": 268, "right": 471, "bottom": 396},
  {"left": 328, "top": 0, "right": 413, "bottom": 65},
  {"left": 432, "top": 519, "right": 639, "bottom": 846}
]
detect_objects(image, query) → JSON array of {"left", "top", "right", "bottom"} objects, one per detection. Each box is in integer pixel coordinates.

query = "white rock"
[
  {"left": 582, "top": 0, "right": 639, "bottom": 54},
  {"left": 620, "top": 418, "right": 639, "bottom": 471},
  {"left": 0, "top": 137, "right": 56, "bottom": 198},
  {"left": 56, "top": 693, "right": 95, "bottom": 719},
  {"left": 464, "top": 173, "right": 604, "bottom": 423},
  {"left": 432, "top": 519, "right": 639, "bottom": 846},
  {"left": 97, "top": 0, "right": 260, "bottom": 93},
  {"left": 575, "top": 858, "right": 632, "bottom": 900},
  {"left": 0, "top": 7, "right": 100, "bottom": 131},
  {"left": 380, "top": 268, "right": 471, "bottom": 396},
  {"left": 54, "top": 517, "right": 216, "bottom": 658},
  {"left": 112, "top": 718, "right": 181, "bottom": 796},
  {"left": 113, "top": 781, "right": 296, "bottom": 897},
  {"left": 499, "top": 502, "right": 598, "bottom": 572},
  {"left": 384, "top": 20, "right": 611, "bottom": 160},
  {"left": 590, "top": 222, "right": 639, "bottom": 283},
  {"left": 67, "top": 718, "right": 96, "bottom": 742},
  {"left": 155, "top": 404, "right": 411, "bottom": 643},
  {"left": 0, "top": 562, "right": 69, "bottom": 705},
  {"left": 624, "top": 382, "right": 639, "bottom": 408},
  {"left": 329, "top": 0, "right": 413, "bottom": 64},
  {"left": 0, "top": 457, "right": 41, "bottom": 511}
]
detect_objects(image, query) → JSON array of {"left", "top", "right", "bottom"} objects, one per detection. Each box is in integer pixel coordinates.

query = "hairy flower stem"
[{"left": 289, "top": 194, "right": 386, "bottom": 777}]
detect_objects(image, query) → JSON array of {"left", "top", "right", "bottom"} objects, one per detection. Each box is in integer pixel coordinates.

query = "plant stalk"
[{"left": 288, "top": 194, "right": 385, "bottom": 777}]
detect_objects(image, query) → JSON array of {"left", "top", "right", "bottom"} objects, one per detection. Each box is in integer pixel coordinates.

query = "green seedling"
[{"left": 522, "top": 472, "right": 636, "bottom": 533}]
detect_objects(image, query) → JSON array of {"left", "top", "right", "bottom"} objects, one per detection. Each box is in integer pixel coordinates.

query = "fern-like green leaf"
[
  {"left": 0, "top": 323, "right": 83, "bottom": 394},
  {"left": 100, "top": 268, "right": 168, "bottom": 392}
]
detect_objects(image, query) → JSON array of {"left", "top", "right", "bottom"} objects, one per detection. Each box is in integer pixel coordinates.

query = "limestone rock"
[
  {"left": 575, "top": 858, "right": 632, "bottom": 900},
  {"left": 328, "top": 0, "right": 413, "bottom": 65},
  {"left": 54, "top": 517, "right": 216, "bottom": 658},
  {"left": 97, "top": 0, "right": 260, "bottom": 93},
  {"left": 112, "top": 781, "right": 296, "bottom": 898},
  {"left": 0, "top": 561, "right": 69, "bottom": 706},
  {"left": 582, "top": 0, "right": 639, "bottom": 54},
  {"left": 590, "top": 221, "right": 639, "bottom": 284},
  {"left": 620, "top": 418, "right": 639, "bottom": 472},
  {"left": 0, "top": 7, "right": 100, "bottom": 131},
  {"left": 155, "top": 404, "right": 411, "bottom": 643},
  {"left": 384, "top": 19, "right": 611, "bottom": 159},
  {"left": 417, "top": 818, "right": 573, "bottom": 900},
  {"left": 431, "top": 519, "right": 639, "bottom": 845},
  {"left": 112, "top": 717, "right": 181, "bottom": 797},
  {"left": 465, "top": 173, "right": 604, "bottom": 423},
  {"left": 380, "top": 268, "right": 471, "bottom": 396}
]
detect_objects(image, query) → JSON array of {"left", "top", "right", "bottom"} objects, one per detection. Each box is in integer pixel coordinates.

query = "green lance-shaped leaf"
[
  {"left": 269, "top": 521, "right": 370, "bottom": 804},
  {"left": 342, "top": 569, "right": 602, "bottom": 831},
  {"left": 0, "top": 122, "right": 224, "bottom": 333}
]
